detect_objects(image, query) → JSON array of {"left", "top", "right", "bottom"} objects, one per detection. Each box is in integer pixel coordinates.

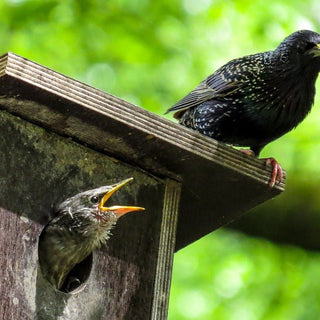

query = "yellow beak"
[
  {"left": 310, "top": 43, "right": 320, "bottom": 57},
  {"left": 98, "top": 178, "right": 145, "bottom": 218}
]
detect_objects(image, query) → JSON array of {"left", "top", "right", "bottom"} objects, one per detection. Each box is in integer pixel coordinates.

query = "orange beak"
[{"left": 98, "top": 178, "right": 145, "bottom": 218}]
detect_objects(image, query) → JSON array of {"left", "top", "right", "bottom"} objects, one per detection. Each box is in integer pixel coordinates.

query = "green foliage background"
[{"left": 1, "top": 0, "right": 320, "bottom": 319}]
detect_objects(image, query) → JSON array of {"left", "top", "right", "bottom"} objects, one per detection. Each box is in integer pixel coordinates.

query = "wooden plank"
[
  {"left": 0, "top": 52, "right": 285, "bottom": 250},
  {"left": 151, "top": 179, "right": 181, "bottom": 320},
  {"left": 0, "top": 111, "right": 168, "bottom": 319},
  {"left": 0, "top": 208, "right": 40, "bottom": 320}
]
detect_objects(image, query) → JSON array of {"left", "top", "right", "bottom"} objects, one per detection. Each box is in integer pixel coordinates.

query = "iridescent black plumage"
[{"left": 167, "top": 30, "right": 320, "bottom": 157}]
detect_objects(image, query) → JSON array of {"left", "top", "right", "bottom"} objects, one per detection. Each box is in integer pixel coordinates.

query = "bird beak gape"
[{"left": 98, "top": 178, "right": 145, "bottom": 218}]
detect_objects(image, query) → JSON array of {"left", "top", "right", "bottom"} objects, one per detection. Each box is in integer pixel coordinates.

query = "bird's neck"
[
  {"left": 85, "top": 222, "right": 114, "bottom": 248},
  {"left": 267, "top": 59, "right": 320, "bottom": 131},
  {"left": 280, "top": 61, "right": 319, "bottom": 108}
]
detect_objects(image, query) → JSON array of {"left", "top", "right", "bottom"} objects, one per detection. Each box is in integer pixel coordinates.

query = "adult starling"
[
  {"left": 38, "top": 178, "right": 144, "bottom": 292},
  {"left": 166, "top": 30, "right": 320, "bottom": 187}
]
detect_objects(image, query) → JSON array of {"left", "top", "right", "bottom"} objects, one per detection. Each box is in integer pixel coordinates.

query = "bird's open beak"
[{"left": 98, "top": 178, "right": 145, "bottom": 218}]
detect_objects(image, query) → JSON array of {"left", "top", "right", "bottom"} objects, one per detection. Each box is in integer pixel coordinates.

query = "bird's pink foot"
[
  {"left": 261, "top": 158, "right": 283, "bottom": 187},
  {"left": 239, "top": 150, "right": 283, "bottom": 187},
  {"left": 239, "top": 149, "right": 255, "bottom": 157}
]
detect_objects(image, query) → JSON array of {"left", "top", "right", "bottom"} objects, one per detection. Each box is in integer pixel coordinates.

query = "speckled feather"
[{"left": 167, "top": 30, "right": 320, "bottom": 156}]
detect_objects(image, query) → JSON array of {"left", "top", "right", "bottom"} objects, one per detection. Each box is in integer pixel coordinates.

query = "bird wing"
[{"left": 167, "top": 71, "right": 241, "bottom": 118}]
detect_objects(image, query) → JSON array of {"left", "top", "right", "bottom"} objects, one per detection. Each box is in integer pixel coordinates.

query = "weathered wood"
[
  {"left": 0, "top": 53, "right": 284, "bottom": 251},
  {"left": 0, "top": 111, "right": 178, "bottom": 319},
  {"left": 151, "top": 179, "right": 181, "bottom": 320},
  {"left": 0, "top": 52, "right": 285, "bottom": 319}
]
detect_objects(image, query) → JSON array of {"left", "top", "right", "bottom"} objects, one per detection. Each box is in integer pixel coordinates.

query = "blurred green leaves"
[
  {"left": 1, "top": 0, "right": 320, "bottom": 319},
  {"left": 2, "top": 0, "right": 318, "bottom": 116},
  {"left": 170, "top": 230, "right": 320, "bottom": 320},
  {"left": 1, "top": 0, "right": 319, "bottom": 118}
]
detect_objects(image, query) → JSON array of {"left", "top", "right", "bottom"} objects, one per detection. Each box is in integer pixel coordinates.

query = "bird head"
[
  {"left": 39, "top": 177, "right": 144, "bottom": 291},
  {"left": 56, "top": 177, "right": 144, "bottom": 235},
  {"left": 275, "top": 30, "right": 320, "bottom": 65}
]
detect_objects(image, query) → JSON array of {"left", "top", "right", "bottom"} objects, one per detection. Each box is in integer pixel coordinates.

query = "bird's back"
[{"left": 167, "top": 33, "right": 320, "bottom": 155}]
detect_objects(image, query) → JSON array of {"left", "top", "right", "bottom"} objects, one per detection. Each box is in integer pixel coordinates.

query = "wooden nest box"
[{"left": 0, "top": 53, "right": 284, "bottom": 320}]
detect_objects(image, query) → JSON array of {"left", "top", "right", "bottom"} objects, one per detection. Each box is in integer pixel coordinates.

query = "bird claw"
[
  {"left": 239, "top": 150, "right": 283, "bottom": 187},
  {"left": 239, "top": 149, "right": 255, "bottom": 157},
  {"left": 262, "top": 158, "right": 283, "bottom": 188}
]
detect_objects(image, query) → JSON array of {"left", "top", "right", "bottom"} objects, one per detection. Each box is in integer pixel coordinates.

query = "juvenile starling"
[
  {"left": 38, "top": 178, "right": 144, "bottom": 292},
  {"left": 166, "top": 30, "right": 320, "bottom": 187}
]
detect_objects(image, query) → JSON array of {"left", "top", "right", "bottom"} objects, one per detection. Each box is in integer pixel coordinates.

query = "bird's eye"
[
  {"left": 90, "top": 196, "right": 99, "bottom": 204},
  {"left": 305, "top": 42, "right": 316, "bottom": 51}
]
